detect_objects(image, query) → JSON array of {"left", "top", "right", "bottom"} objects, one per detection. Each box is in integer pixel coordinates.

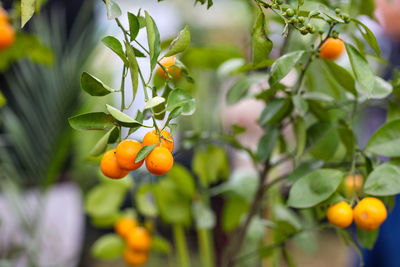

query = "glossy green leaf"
[
  {"left": 259, "top": 98, "right": 293, "bottom": 126},
  {"left": 164, "top": 26, "right": 191, "bottom": 57},
  {"left": 101, "top": 36, "right": 128, "bottom": 65},
  {"left": 307, "top": 122, "right": 339, "bottom": 161},
  {"left": 357, "top": 227, "right": 378, "bottom": 249},
  {"left": 135, "top": 184, "right": 158, "bottom": 217},
  {"left": 91, "top": 234, "right": 124, "bottom": 260},
  {"left": 128, "top": 12, "right": 140, "bottom": 41},
  {"left": 322, "top": 59, "right": 357, "bottom": 96},
  {"left": 21, "top": 0, "right": 36, "bottom": 27},
  {"left": 105, "top": 0, "right": 121, "bottom": 20},
  {"left": 167, "top": 164, "right": 195, "bottom": 198},
  {"left": 144, "top": 96, "right": 165, "bottom": 110},
  {"left": 257, "top": 127, "right": 279, "bottom": 162},
  {"left": 252, "top": 11, "right": 273, "bottom": 66},
  {"left": 287, "top": 169, "right": 344, "bottom": 208},
  {"left": 286, "top": 160, "right": 324, "bottom": 183},
  {"left": 125, "top": 43, "right": 139, "bottom": 104},
  {"left": 352, "top": 18, "right": 380, "bottom": 57},
  {"left": 69, "top": 112, "right": 115, "bottom": 131},
  {"left": 81, "top": 72, "right": 114, "bottom": 96},
  {"left": 106, "top": 104, "right": 143, "bottom": 127},
  {"left": 85, "top": 184, "right": 126, "bottom": 217},
  {"left": 135, "top": 144, "right": 156, "bottom": 163},
  {"left": 345, "top": 43, "right": 375, "bottom": 97},
  {"left": 364, "top": 162, "right": 400, "bottom": 196},
  {"left": 338, "top": 121, "right": 356, "bottom": 158},
  {"left": 145, "top": 11, "right": 161, "bottom": 71},
  {"left": 366, "top": 119, "right": 400, "bottom": 157},
  {"left": 269, "top": 50, "right": 305, "bottom": 87},
  {"left": 89, "top": 127, "right": 118, "bottom": 156},
  {"left": 166, "top": 89, "right": 196, "bottom": 115}
]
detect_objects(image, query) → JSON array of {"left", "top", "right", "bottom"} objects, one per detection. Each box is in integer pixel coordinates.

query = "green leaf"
[
  {"left": 292, "top": 95, "right": 308, "bottom": 116},
  {"left": 135, "top": 144, "right": 156, "bottom": 163},
  {"left": 352, "top": 18, "right": 380, "bottom": 57},
  {"left": 135, "top": 184, "right": 158, "bottom": 217},
  {"left": 222, "top": 195, "right": 249, "bottom": 232},
  {"left": 365, "top": 76, "right": 392, "bottom": 99},
  {"left": 286, "top": 160, "right": 324, "bottom": 183},
  {"left": 167, "top": 164, "right": 196, "bottom": 198},
  {"left": 0, "top": 91, "right": 6, "bottom": 107},
  {"left": 345, "top": 43, "right": 375, "bottom": 97},
  {"left": 81, "top": 72, "right": 114, "bottom": 96},
  {"left": 252, "top": 11, "right": 273, "bottom": 66},
  {"left": 21, "top": 0, "right": 36, "bottom": 27},
  {"left": 85, "top": 184, "right": 126, "bottom": 217},
  {"left": 356, "top": 228, "right": 378, "bottom": 249},
  {"left": 68, "top": 112, "right": 115, "bottom": 131},
  {"left": 125, "top": 43, "right": 139, "bottom": 104},
  {"left": 294, "top": 116, "right": 306, "bottom": 159},
  {"left": 166, "top": 89, "right": 196, "bottom": 115},
  {"left": 101, "top": 36, "right": 128, "bottom": 65},
  {"left": 144, "top": 96, "right": 166, "bottom": 110},
  {"left": 269, "top": 50, "right": 305, "bottom": 87},
  {"left": 164, "top": 26, "right": 191, "bottom": 57},
  {"left": 145, "top": 11, "right": 161, "bottom": 71},
  {"left": 106, "top": 104, "right": 143, "bottom": 127},
  {"left": 322, "top": 59, "right": 357, "bottom": 96},
  {"left": 259, "top": 98, "right": 293, "bottom": 126},
  {"left": 91, "top": 234, "right": 124, "bottom": 260},
  {"left": 338, "top": 121, "right": 356, "bottom": 158},
  {"left": 226, "top": 76, "right": 252, "bottom": 105},
  {"left": 387, "top": 100, "right": 400, "bottom": 122},
  {"left": 128, "top": 12, "right": 140, "bottom": 41},
  {"left": 365, "top": 119, "right": 400, "bottom": 157},
  {"left": 364, "top": 162, "right": 400, "bottom": 196},
  {"left": 307, "top": 122, "right": 339, "bottom": 161},
  {"left": 287, "top": 169, "right": 344, "bottom": 208},
  {"left": 193, "top": 200, "right": 216, "bottom": 229},
  {"left": 257, "top": 127, "right": 279, "bottom": 162},
  {"left": 166, "top": 107, "right": 183, "bottom": 125},
  {"left": 105, "top": 0, "right": 121, "bottom": 20},
  {"left": 90, "top": 127, "right": 119, "bottom": 156},
  {"left": 151, "top": 236, "right": 172, "bottom": 254}
]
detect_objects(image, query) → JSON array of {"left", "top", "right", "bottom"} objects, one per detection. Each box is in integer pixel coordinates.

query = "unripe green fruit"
[
  {"left": 300, "top": 27, "right": 308, "bottom": 35},
  {"left": 335, "top": 8, "right": 341, "bottom": 14},
  {"left": 298, "top": 16, "right": 305, "bottom": 24},
  {"left": 289, "top": 18, "right": 298, "bottom": 24},
  {"left": 285, "top": 8, "right": 295, "bottom": 17},
  {"left": 276, "top": 0, "right": 283, "bottom": 5}
]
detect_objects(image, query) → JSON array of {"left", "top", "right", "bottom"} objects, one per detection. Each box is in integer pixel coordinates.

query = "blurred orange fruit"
[
  {"left": 114, "top": 217, "right": 137, "bottom": 239},
  {"left": 0, "top": 21, "right": 15, "bottom": 50},
  {"left": 123, "top": 248, "right": 149, "bottom": 266},
  {"left": 126, "top": 226, "right": 152, "bottom": 251}
]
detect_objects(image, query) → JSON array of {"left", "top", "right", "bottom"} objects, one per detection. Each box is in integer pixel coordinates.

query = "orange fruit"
[
  {"left": 344, "top": 174, "right": 363, "bottom": 196},
  {"left": 353, "top": 197, "right": 387, "bottom": 231},
  {"left": 123, "top": 248, "right": 149, "bottom": 266},
  {"left": 0, "top": 22, "right": 15, "bottom": 50},
  {"left": 100, "top": 149, "right": 129, "bottom": 179},
  {"left": 326, "top": 201, "right": 353, "bottom": 228},
  {"left": 143, "top": 129, "right": 174, "bottom": 152},
  {"left": 319, "top": 37, "right": 344, "bottom": 60},
  {"left": 116, "top": 140, "right": 144, "bottom": 171},
  {"left": 114, "top": 217, "right": 137, "bottom": 239},
  {"left": 0, "top": 8, "right": 8, "bottom": 23},
  {"left": 145, "top": 147, "right": 174, "bottom": 176},
  {"left": 126, "top": 226, "right": 152, "bottom": 251},
  {"left": 156, "top": 56, "right": 181, "bottom": 80}
]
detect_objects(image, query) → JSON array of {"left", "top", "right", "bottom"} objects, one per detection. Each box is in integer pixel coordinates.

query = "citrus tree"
[{"left": 50, "top": 0, "right": 400, "bottom": 266}]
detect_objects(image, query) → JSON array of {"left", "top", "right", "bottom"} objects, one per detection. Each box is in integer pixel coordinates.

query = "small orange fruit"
[
  {"left": 353, "top": 197, "right": 387, "bottom": 231},
  {"left": 123, "top": 248, "right": 149, "bottom": 266},
  {"left": 156, "top": 56, "right": 181, "bottom": 80},
  {"left": 145, "top": 147, "right": 174, "bottom": 176},
  {"left": 319, "top": 37, "right": 345, "bottom": 60},
  {"left": 0, "top": 22, "right": 15, "bottom": 50},
  {"left": 326, "top": 201, "right": 353, "bottom": 228},
  {"left": 143, "top": 129, "right": 174, "bottom": 152},
  {"left": 344, "top": 174, "right": 363, "bottom": 196},
  {"left": 126, "top": 226, "right": 152, "bottom": 251},
  {"left": 116, "top": 140, "right": 144, "bottom": 171},
  {"left": 0, "top": 8, "right": 9, "bottom": 23},
  {"left": 114, "top": 217, "right": 137, "bottom": 239},
  {"left": 100, "top": 149, "right": 130, "bottom": 179}
]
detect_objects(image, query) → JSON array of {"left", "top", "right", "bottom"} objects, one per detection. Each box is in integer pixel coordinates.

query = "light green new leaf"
[
  {"left": 102, "top": 36, "right": 128, "bottom": 65},
  {"left": 165, "top": 26, "right": 191, "bottom": 57},
  {"left": 21, "top": 0, "right": 36, "bottom": 27},
  {"left": 68, "top": 112, "right": 115, "bottom": 131},
  {"left": 145, "top": 11, "right": 161, "bottom": 71},
  {"left": 106, "top": 104, "right": 143, "bottom": 127},
  {"left": 105, "top": 0, "right": 121, "bottom": 20},
  {"left": 125, "top": 43, "right": 139, "bottom": 103},
  {"left": 365, "top": 119, "right": 400, "bottom": 157},
  {"left": 345, "top": 43, "right": 375, "bottom": 97},
  {"left": 91, "top": 234, "right": 125, "bottom": 260},
  {"left": 252, "top": 11, "right": 273, "bottom": 66},
  {"left": 364, "top": 162, "right": 400, "bottom": 196},
  {"left": 287, "top": 169, "right": 344, "bottom": 208},
  {"left": 269, "top": 50, "right": 305, "bottom": 87},
  {"left": 144, "top": 96, "right": 165, "bottom": 110},
  {"left": 81, "top": 72, "right": 114, "bottom": 96},
  {"left": 352, "top": 18, "right": 380, "bottom": 57}
]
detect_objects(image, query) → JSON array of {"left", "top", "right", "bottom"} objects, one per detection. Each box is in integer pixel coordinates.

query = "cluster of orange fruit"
[
  {"left": 327, "top": 175, "right": 387, "bottom": 231},
  {"left": 319, "top": 37, "right": 345, "bottom": 60},
  {"left": 115, "top": 217, "right": 152, "bottom": 266},
  {"left": 0, "top": 8, "right": 15, "bottom": 50},
  {"left": 101, "top": 130, "right": 174, "bottom": 178}
]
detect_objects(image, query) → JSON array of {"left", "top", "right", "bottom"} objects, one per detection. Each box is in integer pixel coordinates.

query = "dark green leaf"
[
  {"left": 145, "top": 11, "right": 161, "bottom": 71},
  {"left": 307, "top": 122, "right": 339, "bottom": 161},
  {"left": 269, "top": 50, "right": 305, "bottom": 87},
  {"left": 69, "top": 112, "right": 115, "bottom": 131},
  {"left": 81, "top": 72, "right": 114, "bottom": 96},
  {"left": 252, "top": 11, "right": 273, "bottom": 66},
  {"left": 259, "top": 98, "right": 293, "bottom": 126},
  {"left": 135, "top": 144, "right": 156, "bottom": 163},
  {"left": 128, "top": 12, "right": 140, "bottom": 41},
  {"left": 322, "top": 59, "right": 357, "bottom": 96},
  {"left": 286, "top": 160, "right": 324, "bottom": 183},
  {"left": 257, "top": 127, "right": 279, "bottom": 162},
  {"left": 364, "top": 162, "right": 400, "bottom": 196},
  {"left": 294, "top": 116, "right": 306, "bottom": 159},
  {"left": 356, "top": 228, "right": 378, "bottom": 249},
  {"left": 338, "top": 121, "right": 356, "bottom": 158},
  {"left": 387, "top": 100, "right": 400, "bottom": 122},
  {"left": 226, "top": 76, "right": 252, "bottom": 105}
]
